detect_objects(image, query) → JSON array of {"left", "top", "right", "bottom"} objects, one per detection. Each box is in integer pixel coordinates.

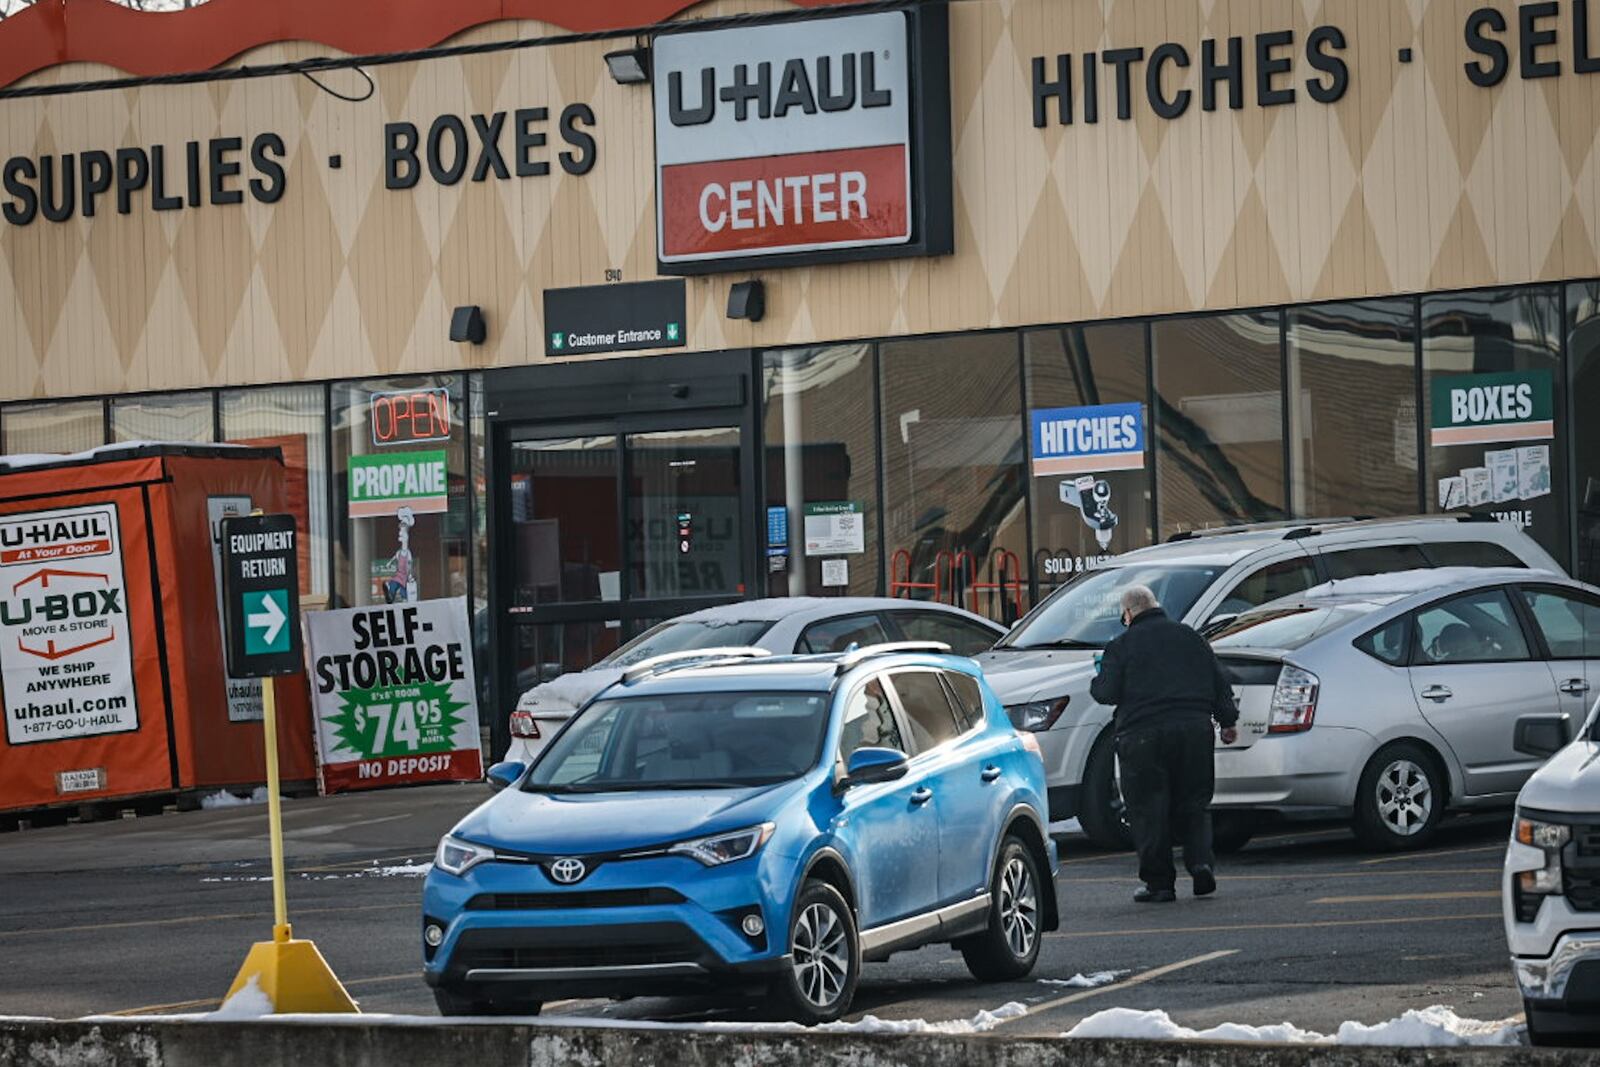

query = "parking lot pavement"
[{"left": 0, "top": 787, "right": 1520, "bottom": 1036}]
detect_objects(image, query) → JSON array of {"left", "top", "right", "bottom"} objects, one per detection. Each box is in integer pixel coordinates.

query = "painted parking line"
[
  {"left": 0, "top": 901, "right": 413, "bottom": 940},
  {"left": 1046, "top": 911, "right": 1500, "bottom": 940},
  {"left": 1060, "top": 867, "right": 1500, "bottom": 884},
  {"left": 1311, "top": 890, "right": 1501, "bottom": 905},
  {"left": 1359, "top": 844, "right": 1505, "bottom": 865},
  {"left": 994, "top": 949, "right": 1239, "bottom": 1026}
]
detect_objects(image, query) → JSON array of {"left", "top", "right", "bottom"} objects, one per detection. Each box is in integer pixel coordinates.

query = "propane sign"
[
  {"left": 0, "top": 503, "right": 139, "bottom": 745},
  {"left": 652, "top": 7, "right": 951, "bottom": 272}
]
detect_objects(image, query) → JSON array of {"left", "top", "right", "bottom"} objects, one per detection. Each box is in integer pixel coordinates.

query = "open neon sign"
[{"left": 370, "top": 388, "right": 452, "bottom": 447}]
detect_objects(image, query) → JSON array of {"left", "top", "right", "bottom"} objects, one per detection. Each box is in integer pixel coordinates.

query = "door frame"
[{"left": 482, "top": 350, "right": 760, "bottom": 758}]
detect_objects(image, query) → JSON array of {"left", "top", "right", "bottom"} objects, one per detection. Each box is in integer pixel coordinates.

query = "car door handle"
[
  {"left": 910, "top": 787, "right": 934, "bottom": 805},
  {"left": 1420, "top": 685, "right": 1452, "bottom": 702},
  {"left": 980, "top": 765, "right": 1003, "bottom": 783},
  {"left": 1560, "top": 678, "right": 1591, "bottom": 695}
]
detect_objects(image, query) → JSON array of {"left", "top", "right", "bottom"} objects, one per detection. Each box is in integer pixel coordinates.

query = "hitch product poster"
[
  {"left": 0, "top": 503, "right": 138, "bottom": 745},
  {"left": 306, "top": 597, "right": 483, "bottom": 793}
]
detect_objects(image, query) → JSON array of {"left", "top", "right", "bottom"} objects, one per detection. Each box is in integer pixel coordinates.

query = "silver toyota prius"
[{"left": 1205, "top": 567, "right": 1600, "bottom": 851}]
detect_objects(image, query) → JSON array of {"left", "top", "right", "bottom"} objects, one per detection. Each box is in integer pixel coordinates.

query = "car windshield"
[
  {"left": 598, "top": 619, "right": 776, "bottom": 667},
  {"left": 523, "top": 691, "right": 830, "bottom": 791},
  {"left": 997, "top": 564, "right": 1226, "bottom": 649},
  {"left": 1209, "top": 605, "right": 1375, "bottom": 650}
]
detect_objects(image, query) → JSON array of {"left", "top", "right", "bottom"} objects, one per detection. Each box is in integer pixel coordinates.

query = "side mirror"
[
  {"left": 1514, "top": 717, "right": 1570, "bottom": 759},
  {"left": 842, "top": 747, "right": 909, "bottom": 789},
  {"left": 486, "top": 761, "right": 527, "bottom": 792}
]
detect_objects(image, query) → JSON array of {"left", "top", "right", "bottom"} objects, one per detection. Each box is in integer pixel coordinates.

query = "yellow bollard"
[{"left": 223, "top": 675, "right": 358, "bottom": 1014}]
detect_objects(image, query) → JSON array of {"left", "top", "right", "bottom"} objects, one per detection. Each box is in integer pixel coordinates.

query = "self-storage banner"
[
  {"left": 306, "top": 597, "right": 483, "bottom": 793},
  {"left": 1430, "top": 370, "right": 1554, "bottom": 446},
  {"left": 0, "top": 503, "right": 138, "bottom": 745},
  {"left": 652, "top": 7, "right": 951, "bottom": 272},
  {"left": 1029, "top": 403, "right": 1146, "bottom": 476}
]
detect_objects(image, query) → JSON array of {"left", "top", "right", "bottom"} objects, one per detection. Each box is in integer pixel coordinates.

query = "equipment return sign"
[{"left": 221, "top": 513, "right": 302, "bottom": 678}]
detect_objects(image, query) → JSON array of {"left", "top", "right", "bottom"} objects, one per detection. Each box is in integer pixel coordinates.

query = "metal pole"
[{"left": 262, "top": 676, "right": 291, "bottom": 943}]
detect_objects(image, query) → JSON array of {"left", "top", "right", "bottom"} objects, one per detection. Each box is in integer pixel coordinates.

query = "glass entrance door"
[{"left": 497, "top": 422, "right": 750, "bottom": 728}]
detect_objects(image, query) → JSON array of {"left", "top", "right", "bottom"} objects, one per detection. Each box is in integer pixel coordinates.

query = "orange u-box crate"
[{"left": 0, "top": 444, "right": 315, "bottom": 816}]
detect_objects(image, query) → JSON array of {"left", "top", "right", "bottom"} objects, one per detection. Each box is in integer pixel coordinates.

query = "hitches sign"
[
  {"left": 1430, "top": 371, "right": 1554, "bottom": 446},
  {"left": 0, "top": 503, "right": 138, "bottom": 745},
  {"left": 1030, "top": 403, "right": 1146, "bottom": 476},
  {"left": 306, "top": 598, "right": 484, "bottom": 793},
  {"left": 652, "top": 7, "right": 951, "bottom": 272}
]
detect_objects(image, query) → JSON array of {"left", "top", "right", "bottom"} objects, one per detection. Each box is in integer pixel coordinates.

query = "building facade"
[{"left": 4, "top": 0, "right": 1600, "bottom": 750}]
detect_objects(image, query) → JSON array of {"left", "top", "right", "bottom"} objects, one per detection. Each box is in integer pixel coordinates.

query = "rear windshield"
[
  {"left": 598, "top": 619, "right": 776, "bottom": 667},
  {"left": 1210, "top": 605, "right": 1376, "bottom": 651}
]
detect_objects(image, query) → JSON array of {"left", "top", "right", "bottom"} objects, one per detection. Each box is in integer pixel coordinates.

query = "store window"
[
  {"left": 879, "top": 333, "right": 1026, "bottom": 622},
  {"left": 2, "top": 399, "right": 104, "bottom": 454},
  {"left": 1423, "top": 288, "right": 1566, "bottom": 566},
  {"left": 220, "top": 385, "right": 330, "bottom": 603},
  {"left": 110, "top": 392, "right": 214, "bottom": 443},
  {"left": 1023, "top": 323, "right": 1151, "bottom": 592},
  {"left": 332, "top": 376, "right": 467, "bottom": 608},
  {"left": 1152, "top": 311, "right": 1286, "bottom": 539},
  {"left": 1568, "top": 282, "right": 1600, "bottom": 581},
  {"left": 1286, "top": 299, "right": 1419, "bottom": 518},
  {"left": 762, "top": 345, "right": 880, "bottom": 598}
]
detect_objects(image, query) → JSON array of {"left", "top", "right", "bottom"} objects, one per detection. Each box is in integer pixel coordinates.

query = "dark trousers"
[{"left": 1116, "top": 718, "right": 1216, "bottom": 891}]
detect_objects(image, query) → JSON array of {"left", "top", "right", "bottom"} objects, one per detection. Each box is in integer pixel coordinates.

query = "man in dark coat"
[{"left": 1089, "top": 584, "right": 1239, "bottom": 903}]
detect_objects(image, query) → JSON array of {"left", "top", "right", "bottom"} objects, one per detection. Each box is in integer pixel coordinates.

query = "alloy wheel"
[
  {"left": 1375, "top": 758, "right": 1433, "bottom": 836},
  {"left": 791, "top": 901, "right": 849, "bottom": 1008},
  {"left": 999, "top": 855, "right": 1039, "bottom": 957}
]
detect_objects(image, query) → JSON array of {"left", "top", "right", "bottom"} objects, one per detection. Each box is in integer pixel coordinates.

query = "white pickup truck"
[{"left": 1503, "top": 699, "right": 1600, "bottom": 1046}]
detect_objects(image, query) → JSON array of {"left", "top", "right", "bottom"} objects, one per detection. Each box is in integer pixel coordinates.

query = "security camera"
[{"left": 1060, "top": 476, "right": 1118, "bottom": 551}]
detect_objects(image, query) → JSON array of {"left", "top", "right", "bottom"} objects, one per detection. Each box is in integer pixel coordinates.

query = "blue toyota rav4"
[{"left": 422, "top": 643, "right": 1058, "bottom": 1022}]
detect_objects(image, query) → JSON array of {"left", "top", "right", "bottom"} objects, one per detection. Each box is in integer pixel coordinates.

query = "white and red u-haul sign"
[{"left": 653, "top": 9, "right": 950, "bottom": 272}]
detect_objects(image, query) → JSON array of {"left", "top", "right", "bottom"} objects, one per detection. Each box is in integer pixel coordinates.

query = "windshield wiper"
[{"left": 1005, "top": 638, "right": 1102, "bottom": 650}]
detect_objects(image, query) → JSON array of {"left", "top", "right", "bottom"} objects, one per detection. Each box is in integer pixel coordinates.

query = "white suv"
[
  {"left": 977, "top": 516, "right": 1564, "bottom": 848},
  {"left": 1504, "top": 698, "right": 1600, "bottom": 1046}
]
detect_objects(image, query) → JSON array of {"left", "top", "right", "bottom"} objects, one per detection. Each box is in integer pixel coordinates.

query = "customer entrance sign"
[{"left": 220, "top": 513, "right": 302, "bottom": 678}]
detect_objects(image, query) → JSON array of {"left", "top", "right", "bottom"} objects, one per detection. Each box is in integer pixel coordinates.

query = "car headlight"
[
  {"left": 1512, "top": 814, "right": 1571, "bottom": 921},
  {"left": 434, "top": 835, "right": 495, "bottom": 877},
  {"left": 1005, "top": 696, "right": 1069, "bottom": 732},
  {"left": 668, "top": 823, "right": 774, "bottom": 866}
]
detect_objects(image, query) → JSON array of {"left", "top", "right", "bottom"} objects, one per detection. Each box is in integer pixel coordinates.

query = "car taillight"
[
  {"left": 1268, "top": 666, "right": 1318, "bottom": 733},
  {"left": 509, "top": 710, "right": 540, "bottom": 739}
]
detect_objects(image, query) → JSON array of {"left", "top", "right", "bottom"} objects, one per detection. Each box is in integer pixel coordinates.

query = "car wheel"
[
  {"left": 767, "top": 879, "right": 859, "bottom": 1024},
  {"left": 959, "top": 836, "right": 1044, "bottom": 982},
  {"left": 1352, "top": 742, "right": 1445, "bottom": 851},
  {"left": 1078, "top": 733, "right": 1132, "bottom": 850},
  {"left": 432, "top": 985, "right": 542, "bottom": 1017},
  {"left": 1211, "top": 811, "right": 1258, "bottom": 854}
]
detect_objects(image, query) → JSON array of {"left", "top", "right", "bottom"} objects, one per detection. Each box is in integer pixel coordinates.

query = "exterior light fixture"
[
  {"left": 604, "top": 47, "right": 650, "bottom": 85},
  {"left": 727, "top": 280, "right": 765, "bottom": 323},
  {"left": 449, "top": 306, "right": 486, "bottom": 345}
]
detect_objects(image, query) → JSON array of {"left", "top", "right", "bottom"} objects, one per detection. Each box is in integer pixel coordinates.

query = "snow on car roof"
[
  {"left": 672, "top": 596, "right": 993, "bottom": 625},
  {"left": 1298, "top": 566, "right": 1561, "bottom": 602}
]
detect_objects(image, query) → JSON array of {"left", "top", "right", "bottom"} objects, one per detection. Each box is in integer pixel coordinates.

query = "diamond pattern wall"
[{"left": 0, "top": 0, "right": 1597, "bottom": 402}]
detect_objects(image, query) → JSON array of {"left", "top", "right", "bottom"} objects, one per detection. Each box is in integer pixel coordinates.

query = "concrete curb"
[{"left": 2, "top": 1019, "right": 1594, "bottom": 1067}]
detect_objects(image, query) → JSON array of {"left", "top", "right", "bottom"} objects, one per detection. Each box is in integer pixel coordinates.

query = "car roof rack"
[
  {"left": 833, "top": 641, "right": 950, "bottom": 674},
  {"left": 1165, "top": 513, "right": 1495, "bottom": 544},
  {"left": 620, "top": 646, "right": 772, "bottom": 685}
]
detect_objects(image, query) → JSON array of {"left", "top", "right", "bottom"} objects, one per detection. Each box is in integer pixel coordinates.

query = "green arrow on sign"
[
  {"left": 244, "top": 590, "right": 290, "bottom": 654},
  {"left": 550, "top": 332, "right": 564, "bottom": 350}
]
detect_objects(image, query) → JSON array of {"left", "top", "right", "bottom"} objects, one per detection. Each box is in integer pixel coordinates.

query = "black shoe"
[
  {"left": 1193, "top": 866, "right": 1217, "bottom": 897},
  {"left": 1134, "top": 886, "right": 1176, "bottom": 903}
]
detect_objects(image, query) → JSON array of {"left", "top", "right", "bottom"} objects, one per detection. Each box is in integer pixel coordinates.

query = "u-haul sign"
[{"left": 653, "top": 10, "right": 948, "bottom": 271}]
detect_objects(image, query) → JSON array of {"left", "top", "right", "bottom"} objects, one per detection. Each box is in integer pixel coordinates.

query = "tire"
[
  {"left": 766, "top": 879, "right": 860, "bottom": 1024},
  {"left": 960, "top": 836, "right": 1045, "bottom": 982},
  {"left": 1352, "top": 742, "right": 1446, "bottom": 851},
  {"left": 1211, "top": 811, "right": 1258, "bottom": 854},
  {"left": 1078, "top": 734, "right": 1132, "bottom": 850},
  {"left": 432, "top": 985, "right": 542, "bottom": 1017}
]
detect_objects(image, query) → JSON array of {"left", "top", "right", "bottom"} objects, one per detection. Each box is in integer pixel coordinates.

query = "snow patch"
[
  {"left": 818, "top": 1001, "right": 1028, "bottom": 1034},
  {"left": 1048, "top": 818, "right": 1084, "bottom": 836},
  {"left": 1040, "top": 970, "right": 1124, "bottom": 989},
  {"left": 372, "top": 862, "right": 432, "bottom": 877},
  {"left": 209, "top": 976, "right": 273, "bottom": 1020},
  {"left": 200, "top": 787, "right": 271, "bottom": 810},
  {"left": 1065, "top": 1006, "right": 1524, "bottom": 1046}
]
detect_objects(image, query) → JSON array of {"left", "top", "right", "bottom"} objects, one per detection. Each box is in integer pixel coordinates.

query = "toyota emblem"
[{"left": 548, "top": 857, "right": 587, "bottom": 884}]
